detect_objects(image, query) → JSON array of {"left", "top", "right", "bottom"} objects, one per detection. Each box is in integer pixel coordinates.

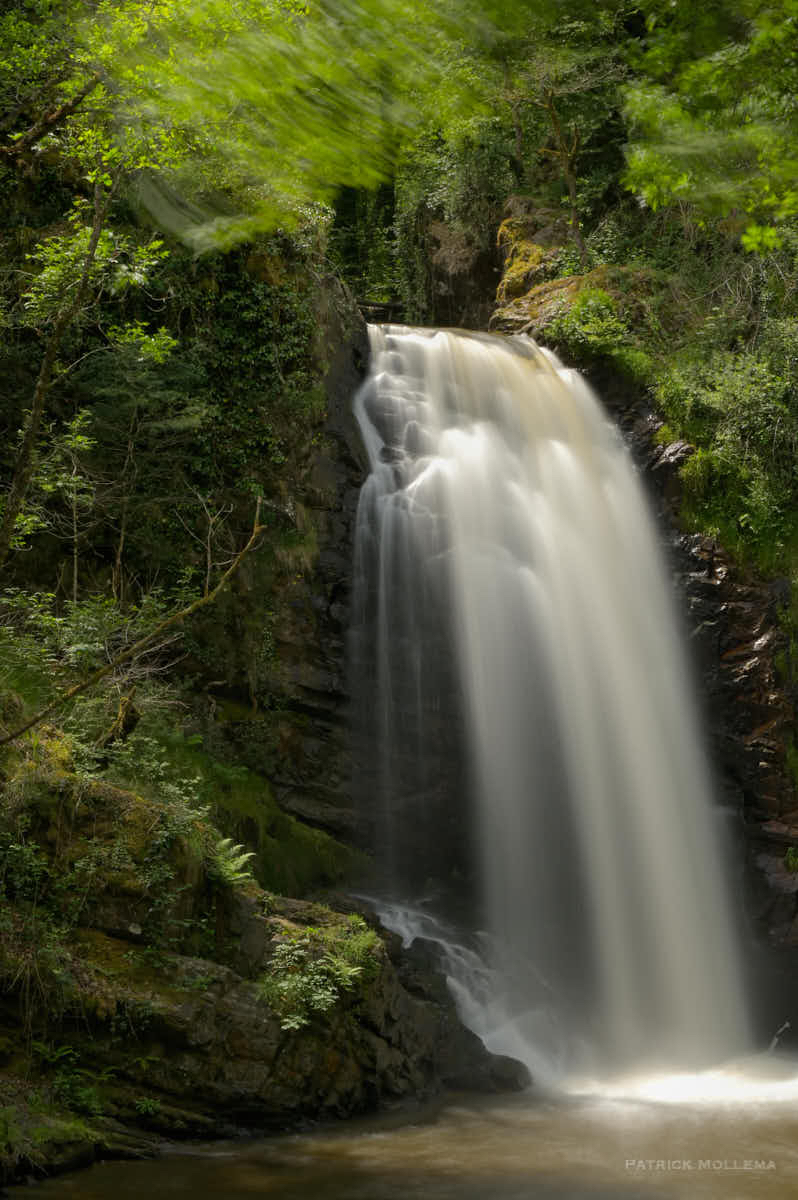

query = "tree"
[
  {"left": 516, "top": 31, "right": 626, "bottom": 265},
  {"left": 0, "top": 175, "right": 174, "bottom": 571},
  {"left": 35, "top": 410, "right": 98, "bottom": 604},
  {"left": 624, "top": 0, "right": 798, "bottom": 250},
  {"left": 0, "top": 0, "right": 190, "bottom": 573}
]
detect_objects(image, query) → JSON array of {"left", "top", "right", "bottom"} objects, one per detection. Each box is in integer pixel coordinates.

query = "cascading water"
[{"left": 350, "top": 324, "right": 751, "bottom": 1082}]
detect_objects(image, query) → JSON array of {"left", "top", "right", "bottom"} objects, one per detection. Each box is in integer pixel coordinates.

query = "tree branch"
[
  {"left": 0, "top": 500, "right": 265, "bottom": 746},
  {"left": 1, "top": 74, "right": 101, "bottom": 159}
]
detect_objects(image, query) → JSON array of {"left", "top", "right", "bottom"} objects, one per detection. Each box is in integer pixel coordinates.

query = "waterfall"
[{"left": 350, "top": 324, "right": 751, "bottom": 1080}]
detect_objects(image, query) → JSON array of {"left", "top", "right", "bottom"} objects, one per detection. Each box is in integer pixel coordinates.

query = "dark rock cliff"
[
  {"left": 187, "top": 275, "right": 370, "bottom": 849},
  {"left": 596, "top": 379, "right": 798, "bottom": 956}
]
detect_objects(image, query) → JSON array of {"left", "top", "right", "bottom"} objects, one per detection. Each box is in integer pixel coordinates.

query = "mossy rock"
[
  {"left": 491, "top": 264, "right": 662, "bottom": 388},
  {"left": 497, "top": 207, "right": 569, "bottom": 251},
  {"left": 495, "top": 216, "right": 563, "bottom": 304},
  {"left": 492, "top": 272, "right": 586, "bottom": 335}
]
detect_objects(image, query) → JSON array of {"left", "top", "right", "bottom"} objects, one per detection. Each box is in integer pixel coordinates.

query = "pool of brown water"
[{"left": 14, "top": 1062, "right": 798, "bottom": 1200}]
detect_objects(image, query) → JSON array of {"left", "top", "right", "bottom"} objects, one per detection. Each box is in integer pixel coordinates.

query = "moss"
[
  {"left": 74, "top": 929, "right": 188, "bottom": 1003},
  {"left": 492, "top": 273, "right": 584, "bottom": 334},
  {"left": 0, "top": 1082, "right": 105, "bottom": 1185},
  {"left": 273, "top": 519, "right": 319, "bottom": 573},
  {"left": 144, "top": 731, "right": 361, "bottom": 896},
  {"left": 496, "top": 240, "right": 549, "bottom": 303}
]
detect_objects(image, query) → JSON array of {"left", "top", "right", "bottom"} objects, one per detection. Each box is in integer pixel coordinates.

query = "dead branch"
[{"left": 0, "top": 500, "right": 264, "bottom": 746}]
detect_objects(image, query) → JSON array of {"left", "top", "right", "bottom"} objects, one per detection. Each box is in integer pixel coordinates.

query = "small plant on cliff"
[
  {"left": 133, "top": 1096, "right": 162, "bottom": 1118},
  {"left": 258, "top": 917, "right": 379, "bottom": 1031},
  {"left": 206, "top": 837, "right": 256, "bottom": 888},
  {"left": 547, "top": 287, "right": 626, "bottom": 351},
  {"left": 32, "top": 1044, "right": 113, "bottom": 1117},
  {"left": 784, "top": 847, "right": 798, "bottom": 873}
]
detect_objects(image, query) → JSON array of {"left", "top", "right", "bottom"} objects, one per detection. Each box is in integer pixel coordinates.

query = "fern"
[{"left": 207, "top": 836, "right": 256, "bottom": 887}]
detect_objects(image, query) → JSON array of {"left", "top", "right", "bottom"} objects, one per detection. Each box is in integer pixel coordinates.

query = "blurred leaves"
[
  {"left": 91, "top": 0, "right": 542, "bottom": 247},
  {"left": 624, "top": 0, "right": 798, "bottom": 249}
]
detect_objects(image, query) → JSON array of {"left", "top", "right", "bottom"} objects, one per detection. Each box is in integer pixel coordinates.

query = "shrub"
[{"left": 258, "top": 916, "right": 380, "bottom": 1031}]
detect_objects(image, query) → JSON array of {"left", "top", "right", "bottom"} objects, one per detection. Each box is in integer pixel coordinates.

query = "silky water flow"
[{"left": 350, "top": 324, "right": 751, "bottom": 1086}]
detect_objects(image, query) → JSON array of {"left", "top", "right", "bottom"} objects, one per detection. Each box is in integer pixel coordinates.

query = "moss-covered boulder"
[
  {"left": 0, "top": 744, "right": 528, "bottom": 1186},
  {"left": 494, "top": 212, "right": 565, "bottom": 305},
  {"left": 492, "top": 254, "right": 666, "bottom": 388}
]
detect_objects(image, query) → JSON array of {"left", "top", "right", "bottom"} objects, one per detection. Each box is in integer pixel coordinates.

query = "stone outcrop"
[
  {"left": 62, "top": 898, "right": 527, "bottom": 1130},
  {"left": 0, "top": 764, "right": 528, "bottom": 1186},
  {"left": 1, "top": 910, "right": 527, "bottom": 1185},
  {"left": 185, "top": 273, "right": 369, "bottom": 849}
]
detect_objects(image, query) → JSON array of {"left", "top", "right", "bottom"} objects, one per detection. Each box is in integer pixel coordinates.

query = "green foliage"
[
  {"left": 0, "top": 833, "right": 49, "bottom": 902},
  {"left": 134, "top": 730, "right": 361, "bottom": 896},
  {"left": 329, "top": 185, "right": 399, "bottom": 304},
  {"left": 654, "top": 330, "right": 798, "bottom": 570},
  {"left": 17, "top": 206, "right": 169, "bottom": 329},
  {"left": 206, "top": 837, "right": 255, "bottom": 888},
  {"left": 394, "top": 122, "right": 516, "bottom": 320},
  {"left": 106, "top": 321, "right": 178, "bottom": 364},
  {"left": 0, "top": 1, "right": 85, "bottom": 114},
  {"left": 624, "top": 0, "right": 798, "bottom": 250},
  {"left": 0, "top": 1105, "right": 22, "bottom": 1156},
  {"left": 31, "top": 1042, "right": 113, "bottom": 1116},
  {"left": 53, "top": 1068, "right": 103, "bottom": 1117},
  {"left": 785, "top": 846, "right": 798, "bottom": 874},
  {"left": 0, "top": 902, "right": 74, "bottom": 1037},
  {"left": 0, "top": 588, "right": 185, "bottom": 707},
  {"left": 545, "top": 285, "right": 652, "bottom": 380},
  {"left": 548, "top": 286, "right": 627, "bottom": 354},
  {"left": 106, "top": 0, "right": 542, "bottom": 249},
  {"left": 258, "top": 916, "right": 380, "bottom": 1031}
]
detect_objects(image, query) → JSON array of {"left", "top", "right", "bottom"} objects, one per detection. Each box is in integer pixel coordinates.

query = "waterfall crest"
[{"left": 351, "top": 324, "right": 751, "bottom": 1078}]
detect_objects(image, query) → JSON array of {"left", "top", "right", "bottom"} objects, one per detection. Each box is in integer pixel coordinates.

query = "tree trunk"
[
  {"left": 0, "top": 178, "right": 111, "bottom": 573},
  {"left": 541, "top": 91, "right": 588, "bottom": 268},
  {"left": 71, "top": 472, "right": 78, "bottom": 605}
]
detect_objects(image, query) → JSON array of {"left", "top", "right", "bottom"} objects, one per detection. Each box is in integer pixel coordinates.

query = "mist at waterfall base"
[{"left": 350, "top": 323, "right": 758, "bottom": 1093}]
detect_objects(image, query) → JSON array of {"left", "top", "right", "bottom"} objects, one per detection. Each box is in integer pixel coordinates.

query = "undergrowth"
[{"left": 258, "top": 915, "right": 380, "bottom": 1030}]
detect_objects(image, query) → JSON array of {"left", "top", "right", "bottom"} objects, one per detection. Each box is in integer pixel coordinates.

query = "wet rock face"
[
  {"left": 193, "top": 278, "right": 370, "bottom": 846},
  {"left": 617, "top": 404, "right": 796, "bottom": 827},
  {"left": 72, "top": 893, "right": 528, "bottom": 1137},
  {"left": 676, "top": 535, "right": 793, "bottom": 820},
  {"left": 262, "top": 295, "right": 369, "bottom": 841}
]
